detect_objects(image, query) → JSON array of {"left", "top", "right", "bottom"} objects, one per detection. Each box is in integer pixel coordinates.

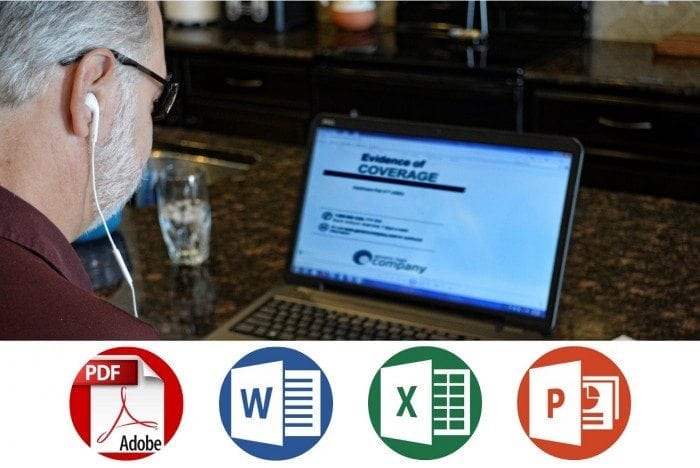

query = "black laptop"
[{"left": 207, "top": 114, "right": 583, "bottom": 340}]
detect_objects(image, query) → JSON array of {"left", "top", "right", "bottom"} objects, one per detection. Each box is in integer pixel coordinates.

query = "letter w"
[{"left": 240, "top": 387, "right": 273, "bottom": 418}]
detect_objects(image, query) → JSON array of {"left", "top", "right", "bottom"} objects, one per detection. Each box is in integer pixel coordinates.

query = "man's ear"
[{"left": 67, "top": 49, "right": 117, "bottom": 139}]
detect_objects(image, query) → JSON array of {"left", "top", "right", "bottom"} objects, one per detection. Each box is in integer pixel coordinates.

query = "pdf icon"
[
  {"left": 70, "top": 347, "right": 183, "bottom": 460},
  {"left": 517, "top": 346, "right": 631, "bottom": 460}
]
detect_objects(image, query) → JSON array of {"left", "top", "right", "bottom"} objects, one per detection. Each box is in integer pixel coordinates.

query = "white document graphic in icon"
[
  {"left": 582, "top": 376, "right": 619, "bottom": 430},
  {"left": 528, "top": 360, "right": 581, "bottom": 446},
  {"left": 90, "top": 357, "right": 164, "bottom": 452},
  {"left": 529, "top": 360, "right": 621, "bottom": 445},
  {"left": 433, "top": 368, "right": 470, "bottom": 437},
  {"left": 231, "top": 360, "right": 284, "bottom": 446},
  {"left": 381, "top": 360, "right": 433, "bottom": 444},
  {"left": 284, "top": 369, "right": 321, "bottom": 437},
  {"left": 380, "top": 360, "right": 470, "bottom": 444},
  {"left": 230, "top": 360, "right": 321, "bottom": 446}
]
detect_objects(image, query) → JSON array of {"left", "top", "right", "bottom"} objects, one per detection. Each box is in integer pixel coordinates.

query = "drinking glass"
[{"left": 156, "top": 162, "right": 211, "bottom": 266}]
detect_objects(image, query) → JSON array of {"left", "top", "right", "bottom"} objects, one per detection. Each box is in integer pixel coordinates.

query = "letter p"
[
  {"left": 547, "top": 388, "right": 565, "bottom": 418},
  {"left": 85, "top": 364, "right": 97, "bottom": 380}
]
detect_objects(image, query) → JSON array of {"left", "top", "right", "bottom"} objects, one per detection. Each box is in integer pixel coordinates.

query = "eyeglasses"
[{"left": 59, "top": 49, "right": 179, "bottom": 121}]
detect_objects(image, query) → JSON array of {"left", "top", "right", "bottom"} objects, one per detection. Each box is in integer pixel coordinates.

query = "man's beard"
[{"left": 86, "top": 85, "right": 146, "bottom": 231}]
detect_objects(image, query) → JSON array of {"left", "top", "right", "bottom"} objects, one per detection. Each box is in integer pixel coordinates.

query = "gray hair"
[{"left": 0, "top": 1, "right": 151, "bottom": 107}]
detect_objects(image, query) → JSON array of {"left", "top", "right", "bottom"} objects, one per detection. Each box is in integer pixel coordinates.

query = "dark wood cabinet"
[
  {"left": 313, "top": 63, "right": 524, "bottom": 131},
  {"left": 167, "top": 48, "right": 525, "bottom": 143},
  {"left": 530, "top": 88, "right": 699, "bottom": 200},
  {"left": 186, "top": 56, "right": 310, "bottom": 109},
  {"left": 163, "top": 29, "right": 698, "bottom": 201},
  {"left": 170, "top": 51, "right": 312, "bottom": 144}
]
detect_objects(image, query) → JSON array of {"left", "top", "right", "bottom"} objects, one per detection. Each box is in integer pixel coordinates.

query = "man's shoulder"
[{"left": 0, "top": 237, "right": 161, "bottom": 340}]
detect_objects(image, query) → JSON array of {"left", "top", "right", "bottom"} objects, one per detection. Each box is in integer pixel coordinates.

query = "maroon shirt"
[{"left": 0, "top": 185, "right": 160, "bottom": 339}]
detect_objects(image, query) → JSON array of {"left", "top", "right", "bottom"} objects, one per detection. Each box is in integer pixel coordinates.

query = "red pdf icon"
[
  {"left": 517, "top": 346, "right": 631, "bottom": 460},
  {"left": 69, "top": 347, "right": 183, "bottom": 461}
]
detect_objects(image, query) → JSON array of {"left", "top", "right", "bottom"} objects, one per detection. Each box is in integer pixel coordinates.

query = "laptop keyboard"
[{"left": 230, "top": 298, "right": 469, "bottom": 340}]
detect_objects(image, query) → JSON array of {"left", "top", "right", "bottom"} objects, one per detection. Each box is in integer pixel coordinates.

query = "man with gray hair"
[{"left": 0, "top": 2, "right": 169, "bottom": 338}]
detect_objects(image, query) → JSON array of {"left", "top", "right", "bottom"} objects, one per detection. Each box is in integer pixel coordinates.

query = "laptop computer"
[{"left": 207, "top": 113, "right": 583, "bottom": 340}]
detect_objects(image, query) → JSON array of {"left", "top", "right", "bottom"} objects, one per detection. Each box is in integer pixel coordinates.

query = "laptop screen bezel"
[{"left": 284, "top": 113, "right": 583, "bottom": 334}]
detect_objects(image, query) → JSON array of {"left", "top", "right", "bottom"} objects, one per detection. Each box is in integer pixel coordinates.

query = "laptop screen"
[{"left": 289, "top": 117, "right": 580, "bottom": 326}]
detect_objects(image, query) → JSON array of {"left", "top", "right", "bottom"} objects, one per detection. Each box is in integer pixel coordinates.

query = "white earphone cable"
[{"left": 89, "top": 134, "right": 139, "bottom": 318}]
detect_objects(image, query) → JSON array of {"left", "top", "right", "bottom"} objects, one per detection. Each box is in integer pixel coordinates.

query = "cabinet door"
[
  {"left": 533, "top": 90, "right": 698, "bottom": 160},
  {"left": 532, "top": 89, "right": 700, "bottom": 200},
  {"left": 185, "top": 100, "right": 310, "bottom": 144},
  {"left": 178, "top": 53, "right": 312, "bottom": 143},
  {"left": 313, "top": 65, "right": 523, "bottom": 131},
  {"left": 185, "top": 55, "right": 310, "bottom": 110}
]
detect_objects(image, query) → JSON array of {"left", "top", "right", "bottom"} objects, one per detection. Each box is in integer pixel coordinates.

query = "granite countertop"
[
  {"left": 526, "top": 40, "right": 700, "bottom": 98},
  {"left": 97, "top": 128, "right": 698, "bottom": 340},
  {"left": 165, "top": 24, "right": 320, "bottom": 61},
  {"left": 166, "top": 26, "right": 700, "bottom": 97}
]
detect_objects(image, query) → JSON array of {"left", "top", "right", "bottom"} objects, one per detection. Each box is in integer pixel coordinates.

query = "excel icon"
[{"left": 368, "top": 346, "right": 482, "bottom": 459}]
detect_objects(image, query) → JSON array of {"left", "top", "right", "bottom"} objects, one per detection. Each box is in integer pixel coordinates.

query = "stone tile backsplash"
[{"left": 592, "top": 1, "right": 700, "bottom": 43}]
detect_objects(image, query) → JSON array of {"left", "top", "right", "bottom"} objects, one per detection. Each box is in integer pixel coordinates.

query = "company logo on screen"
[
  {"left": 353, "top": 250, "right": 373, "bottom": 265},
  {"left": 352, "top": 250, "right": 427, "bottom": 274}
]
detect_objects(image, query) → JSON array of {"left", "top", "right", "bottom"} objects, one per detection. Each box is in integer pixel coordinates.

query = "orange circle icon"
[{"left": 517, "top": 346, "right": 631, "bottom": 459}]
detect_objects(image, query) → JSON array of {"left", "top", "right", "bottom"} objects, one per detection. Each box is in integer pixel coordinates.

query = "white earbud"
[
  {"left": 85, "top": 92, "right": 100, "bottom": 145},
  {"left": 84, "top": 91, "right": 139, "bottom": 319}
]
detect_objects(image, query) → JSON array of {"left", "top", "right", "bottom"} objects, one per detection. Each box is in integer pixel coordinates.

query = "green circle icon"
[{"left": 368, "top": 346, "right": 482, "bottom": 460}]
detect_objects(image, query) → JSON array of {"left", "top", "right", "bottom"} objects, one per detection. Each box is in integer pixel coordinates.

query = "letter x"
[{"left": 397, "top": 386, "right": 417, "bottom": 417}]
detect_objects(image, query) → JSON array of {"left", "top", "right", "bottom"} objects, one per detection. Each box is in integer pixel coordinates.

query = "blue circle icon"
[
  {"left": 219, "top": 347, "right": 333, "bottom": 460},
  {"left": 353, "top": 249, "right": 373, "bottom": 265}
]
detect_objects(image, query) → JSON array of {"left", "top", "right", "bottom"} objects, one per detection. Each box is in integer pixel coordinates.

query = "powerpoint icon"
[{"left": 517, "top": 346, "right": 631, "bottom": 460}]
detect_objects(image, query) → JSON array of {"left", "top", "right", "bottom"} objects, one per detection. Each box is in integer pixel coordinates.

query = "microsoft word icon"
[
  {"left": 368, "top": 346, "right": 482, "bottom": 459},
  {"left": 218, "top": 347, "right": 333, "bottom": 460}
]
